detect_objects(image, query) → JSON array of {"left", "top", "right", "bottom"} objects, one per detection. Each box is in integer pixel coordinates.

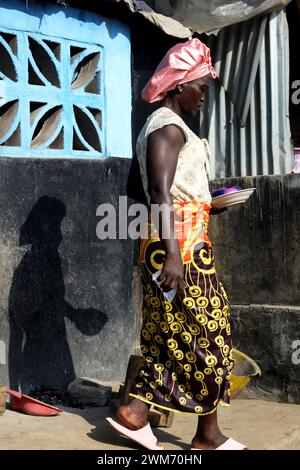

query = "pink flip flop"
[
  {"left": 106, "top": 417, "right": 164, "bottom": 450},
  {"left": 191, "top": 437, "right": 246, "bottom": 450}
]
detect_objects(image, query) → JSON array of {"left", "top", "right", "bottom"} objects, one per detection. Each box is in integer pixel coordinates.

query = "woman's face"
[{"left": 177, "top": 75, "right": 210, "bottom": 116}]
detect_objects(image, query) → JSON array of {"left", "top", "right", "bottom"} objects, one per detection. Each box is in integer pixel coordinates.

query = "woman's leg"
[
  {"left": 191, "top": 410, "right": 228, "bottom": 450},
  {"left": 116, "top": 398, "right": 151, "bottom": 430}
]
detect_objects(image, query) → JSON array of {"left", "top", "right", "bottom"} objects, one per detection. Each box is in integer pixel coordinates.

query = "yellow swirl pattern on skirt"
[{"left": 130, "top": 202, "right": 235, "bottom": 415}]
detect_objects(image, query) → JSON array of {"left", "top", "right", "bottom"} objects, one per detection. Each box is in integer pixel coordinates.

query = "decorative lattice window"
[
  {"left": 0, "top": 1, "right": 131, "bottom": 158},
  {"left": 0, "top": 29, "right": 104, "bottom": 157}
]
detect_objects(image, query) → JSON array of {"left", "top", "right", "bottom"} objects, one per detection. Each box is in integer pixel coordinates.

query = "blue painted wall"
[{"left": 0, "top": 0, "right": 132, "bottom": 158}]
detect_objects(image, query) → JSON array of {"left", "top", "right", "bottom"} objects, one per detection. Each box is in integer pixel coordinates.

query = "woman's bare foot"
[
  {"left": 191, "top": 410, "right": 231, "bottom": 449},
  {"left": 191, "top": 433, "right": 228, "bottom": 450},
  {"left": 116, "top": 399, "right": 150, "bottom": 430}
]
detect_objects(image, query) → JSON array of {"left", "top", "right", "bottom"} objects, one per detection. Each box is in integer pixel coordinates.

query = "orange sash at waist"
[{"left": 139, "top": 201, "right": 211, "bottom": 264}]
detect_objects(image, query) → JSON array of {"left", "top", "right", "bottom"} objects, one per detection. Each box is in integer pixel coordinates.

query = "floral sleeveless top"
[{"left": 136, "top": 107, "right": 212, "bottom": 205}]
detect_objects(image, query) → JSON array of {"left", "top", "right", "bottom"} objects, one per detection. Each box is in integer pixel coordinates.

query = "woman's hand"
[{"left": 158, "top": 252, "right": 185, "bottom": 292}]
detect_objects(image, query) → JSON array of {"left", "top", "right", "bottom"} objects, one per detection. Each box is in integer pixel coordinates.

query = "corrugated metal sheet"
[{"left": 200, "top": 9, "right": 293, "bottom": 178}]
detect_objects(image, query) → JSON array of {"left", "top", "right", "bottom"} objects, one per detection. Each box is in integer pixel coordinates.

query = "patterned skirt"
[{"left": 129, "top": 202, "right": 235, "bottom": 415}]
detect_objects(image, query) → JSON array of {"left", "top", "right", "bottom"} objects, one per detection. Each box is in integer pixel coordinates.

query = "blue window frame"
[{"left": 0, "top": 0, "right": 132, "bottom": 158}]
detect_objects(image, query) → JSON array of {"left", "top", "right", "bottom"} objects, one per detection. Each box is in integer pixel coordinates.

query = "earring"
[{"left": 177, "top": 85, "right": 183, "bottom": 93}]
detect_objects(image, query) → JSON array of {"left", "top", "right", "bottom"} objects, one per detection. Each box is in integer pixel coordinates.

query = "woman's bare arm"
[{"left": 147, "top": 124, "right": 185, "bottom": 291}]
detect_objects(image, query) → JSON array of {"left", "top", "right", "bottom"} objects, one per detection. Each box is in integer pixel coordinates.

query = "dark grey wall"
[
  {"left": 231, "top": 304, "right": 300, "bottom": 404},
  {"left": 209, "top": 174, "right": 300, "bottom": 403},
  {"left": 209, "top": 174, "right": 300, "bottom": 305},
  {"left": 0, "top": 156, "right": 135, "bottom": 392}
]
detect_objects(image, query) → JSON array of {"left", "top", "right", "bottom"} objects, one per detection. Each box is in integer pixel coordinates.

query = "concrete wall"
[
  {"left": 209, "top": 174, "right": 300, "bottom": 403},
  {"left": 0, "top": 156, "right": 135, "bottom": 392},
  {"left": 231, "top": 305, "right": 300, "bottom": 404},
  {"left": 210, "top": 174, "right": 300, "bottom": 305}
]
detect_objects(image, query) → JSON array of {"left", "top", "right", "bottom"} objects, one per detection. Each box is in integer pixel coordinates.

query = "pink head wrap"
[{"left": 142, "top": 38, "right": 216, "bottom": 103}]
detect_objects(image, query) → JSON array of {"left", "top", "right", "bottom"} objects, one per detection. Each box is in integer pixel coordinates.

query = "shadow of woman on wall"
[{"left": 8, "top": 195, "right": 107, "bottom": 393}]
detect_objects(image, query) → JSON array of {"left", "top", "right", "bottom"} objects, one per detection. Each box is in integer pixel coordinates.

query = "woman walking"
[{"left": 107, "top": 38, "right": 246, "bottom": 451}]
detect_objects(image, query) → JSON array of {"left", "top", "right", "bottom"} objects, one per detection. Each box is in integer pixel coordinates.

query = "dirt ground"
[{"left": 1, "top": 398, "right": 300, "bottom": 450}]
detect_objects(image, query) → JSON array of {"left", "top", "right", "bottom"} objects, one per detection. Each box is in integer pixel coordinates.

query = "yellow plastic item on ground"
[
  {"left": 230, "top": 348, "right": 261, "bottom": 399},
  {"left": 0, "top": 385, "right": 6, "bottom": 416}
]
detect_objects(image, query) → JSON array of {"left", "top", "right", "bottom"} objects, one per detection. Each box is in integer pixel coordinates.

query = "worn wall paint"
[
  {"left": 209, "top": 174, "right": 300, "bottom": 305},
  {"left": 210, "top": 174, "right": 300, "bottom": 403},
  {"left": 231, "top": 305, "right": 300, "bottom": 404}
]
